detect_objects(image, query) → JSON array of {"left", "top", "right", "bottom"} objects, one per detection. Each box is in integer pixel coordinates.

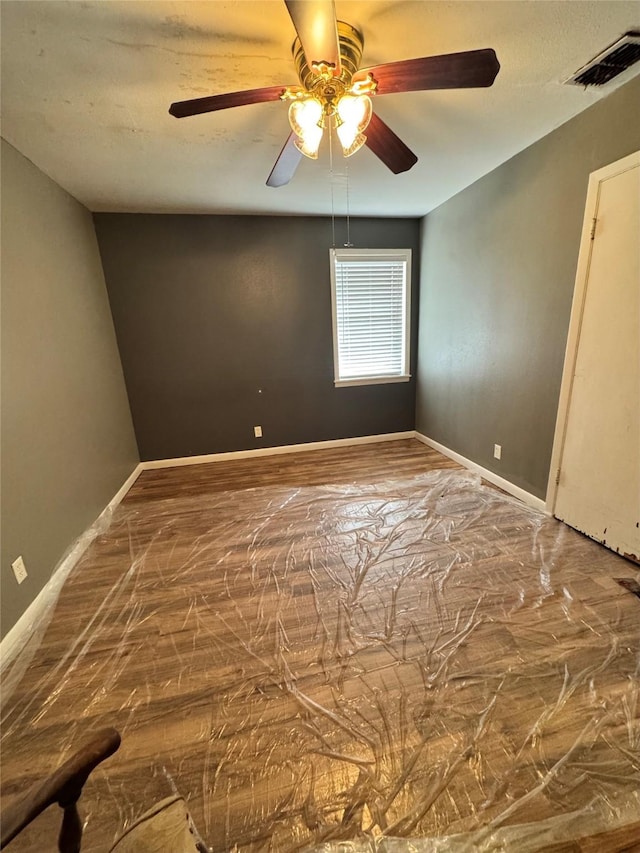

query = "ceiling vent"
[{"left": 566, "top": 32, "right": 640, "bottom": 86}]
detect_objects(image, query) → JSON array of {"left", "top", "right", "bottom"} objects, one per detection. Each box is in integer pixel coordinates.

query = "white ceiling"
[{"left": 1, "top": 1, "right": 639, "bottom": 217}]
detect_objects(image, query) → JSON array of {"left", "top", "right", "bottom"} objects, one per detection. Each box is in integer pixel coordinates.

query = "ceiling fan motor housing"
[{"left": 293, "top": 21, "right": 365, "bottom": 95}]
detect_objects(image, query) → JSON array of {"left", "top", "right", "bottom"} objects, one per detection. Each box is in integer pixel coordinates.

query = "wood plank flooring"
[{"left": 1, "top": 440, "right": 638, "bottom": 852}]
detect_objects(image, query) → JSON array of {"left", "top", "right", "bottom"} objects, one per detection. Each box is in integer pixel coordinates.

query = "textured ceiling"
[{"left": 1, "top": 1, "right": 639, "bottom": 216}]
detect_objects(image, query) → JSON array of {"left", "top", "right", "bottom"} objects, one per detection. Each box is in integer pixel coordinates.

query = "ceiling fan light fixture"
[
  {"left": 294, "top": 131, "right": 323, "bottom": 159},
  {"left": 335, "top": 93, "right": 372, "bottom": 156},
  {"left": 169, "top": 5, "right": 499, "bottom": 185},
  {"left": 288, "top": 97, "right": 324, "bottom": 158},
  {"left": 338, "top": 130, "right": 367, "bottom": 158}
]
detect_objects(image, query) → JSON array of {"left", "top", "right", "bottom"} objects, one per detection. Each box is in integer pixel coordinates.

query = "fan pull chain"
[
  {"left": 345, "top": 159, "right": 353, "bottom": 248},
  {"left": 329, "top": 119, "right": 336, "bottom": 249}
]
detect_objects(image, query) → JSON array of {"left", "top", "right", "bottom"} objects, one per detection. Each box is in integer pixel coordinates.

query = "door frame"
[{"left": 545, "top": 149, "right": 640, "bottom": 515}]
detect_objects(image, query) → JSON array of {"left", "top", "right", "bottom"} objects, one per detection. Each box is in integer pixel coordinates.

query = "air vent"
[{"left": 566, "top": 32, "right": 640, "bottom": 87}]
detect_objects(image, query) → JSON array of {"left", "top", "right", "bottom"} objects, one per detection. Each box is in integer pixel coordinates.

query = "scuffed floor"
[{"left": 1, "top": 444, "right": 639, "bottom": 851}]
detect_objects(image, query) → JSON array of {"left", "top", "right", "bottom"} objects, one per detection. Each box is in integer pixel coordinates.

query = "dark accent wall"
[
  {"left": 416, "top": 76, "right": 640, "bottom": 500},
  {"left": 94, "top": 215, "right": 420, "bottom": 461},
  {"left": 1, "top": 140, "right": 139, "bottom": 639}
]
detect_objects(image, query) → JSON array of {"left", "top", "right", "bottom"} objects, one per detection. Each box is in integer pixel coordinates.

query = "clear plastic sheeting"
[
  {"left": 310, "top": 790, "right": 640, "bottom": 852},
  {"left": 0, "top": 505, "right": 116, "bottom": 709},
  {"left": 1, "top": 468, "right": 638, "bottom": 852}
]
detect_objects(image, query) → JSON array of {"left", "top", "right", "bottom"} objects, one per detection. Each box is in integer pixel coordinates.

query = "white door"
[{"left": 549, "top": 151, "right": 640, "bottom": 562}]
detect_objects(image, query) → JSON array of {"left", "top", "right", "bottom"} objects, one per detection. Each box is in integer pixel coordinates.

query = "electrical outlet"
[
  {"left": 494, "top": 444, "right": 502, "bottom": 460},
  {"left": 254, "top": 425, "right": 262, "bottom": 438},
  {"left": 12, "top": 555, "right": 27, "bottom": 585}
]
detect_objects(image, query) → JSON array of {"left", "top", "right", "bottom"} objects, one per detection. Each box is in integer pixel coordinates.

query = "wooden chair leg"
[
  {"left": 0, "top": 728, "right": 120, "bottom": 851},
  {"left": 58, "top": 800, "right": 83, "bottom": 853}
]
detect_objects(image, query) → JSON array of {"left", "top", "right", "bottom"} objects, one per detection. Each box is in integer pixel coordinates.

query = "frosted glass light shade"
[
  {"left": 336, "top": 94, "right": 372, "bottom": 156},
  {"left": 288, "top": 98, "right": 324, "bottom": 159}
]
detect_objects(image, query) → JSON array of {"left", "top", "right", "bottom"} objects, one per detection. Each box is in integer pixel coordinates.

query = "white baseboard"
[
  {"left": 107, "top": 462, "right": 144, "bottom": 508},
  {"left": 0, "top": 463, "right": 143, "bottom": 673},
  {"left": 141, "top": 432, "right": 416, "bottom": 470},
  {"left": 140, "top": 432, "right": 546, "bottom": 513},
  {"left": 1, "top": 581, "right": 57, "bottom": 667},
  {"left": 414, "top": 432, "right": 548, "bottom": 513}
]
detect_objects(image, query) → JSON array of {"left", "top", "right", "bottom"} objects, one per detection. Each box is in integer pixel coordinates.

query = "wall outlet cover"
[
  {"left": 494, "top": 444, "right": 502, "bottom": 460},
  {"left": 254, "top": 426, "right": 262, "bottom": 438},
  {"left": 12, "top": 555, "right": 28, "bottom": 584}
]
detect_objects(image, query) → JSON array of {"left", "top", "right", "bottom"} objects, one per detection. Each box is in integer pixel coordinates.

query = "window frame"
[{"left": 329, "top": 247, "right": 412, "bottom": 387}]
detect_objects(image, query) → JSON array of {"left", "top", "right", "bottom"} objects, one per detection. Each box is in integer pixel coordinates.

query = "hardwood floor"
[{"left": 1, "top": 440, "right": 638, "bottom": 851}]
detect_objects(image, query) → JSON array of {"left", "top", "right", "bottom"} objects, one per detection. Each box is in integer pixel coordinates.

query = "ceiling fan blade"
[
  {"left": 354, "top": 48, "right": 500, "bottom": 95},
  {"left": 285, "top": 0, "right": 340, "bottom": 74},
  {"left": 365, "top": 113, "right": 418, "bottom": 175},
  {"left": 169, "top": 85, "right": 286, "bottom": 118},
  {"left": 266, "top": 133, "right": 304, "bottom": 187}
]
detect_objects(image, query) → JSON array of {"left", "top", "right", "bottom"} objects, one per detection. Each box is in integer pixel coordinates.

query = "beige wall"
[
  {"left": 1, "top": 139, "right": 139, "bottom": 638},
  {"left": 416, "top": 76, "right": 640, "bottom": 499}
]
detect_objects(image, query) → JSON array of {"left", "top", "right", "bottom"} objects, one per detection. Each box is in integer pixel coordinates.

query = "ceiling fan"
[{"left": 169, "top": 0, "right": 500, "bottom": 188}]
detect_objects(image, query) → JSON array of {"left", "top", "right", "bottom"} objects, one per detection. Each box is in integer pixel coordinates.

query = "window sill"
[{"left": 334, "top": 375, "right": 412, "bottom": 388}]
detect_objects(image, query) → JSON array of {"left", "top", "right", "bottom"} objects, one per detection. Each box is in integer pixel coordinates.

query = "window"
[{"left": 330, "top": 248, "right": 411, "bottom": 386}]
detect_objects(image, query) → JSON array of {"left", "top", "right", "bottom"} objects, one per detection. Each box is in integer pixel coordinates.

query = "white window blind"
[{"left": 330, "top": 249, "right": 411, "bottom": 386}]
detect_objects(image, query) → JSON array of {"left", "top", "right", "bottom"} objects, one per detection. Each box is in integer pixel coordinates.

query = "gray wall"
[
  {"left": 1, "top": 140, "right": 139, "bottom": 639},
  {"left": 416, "top": 76, "right": 640, "bottom": 499},
  {"left": 94, "top": 215, "right": 420, "bottom": 461}
]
